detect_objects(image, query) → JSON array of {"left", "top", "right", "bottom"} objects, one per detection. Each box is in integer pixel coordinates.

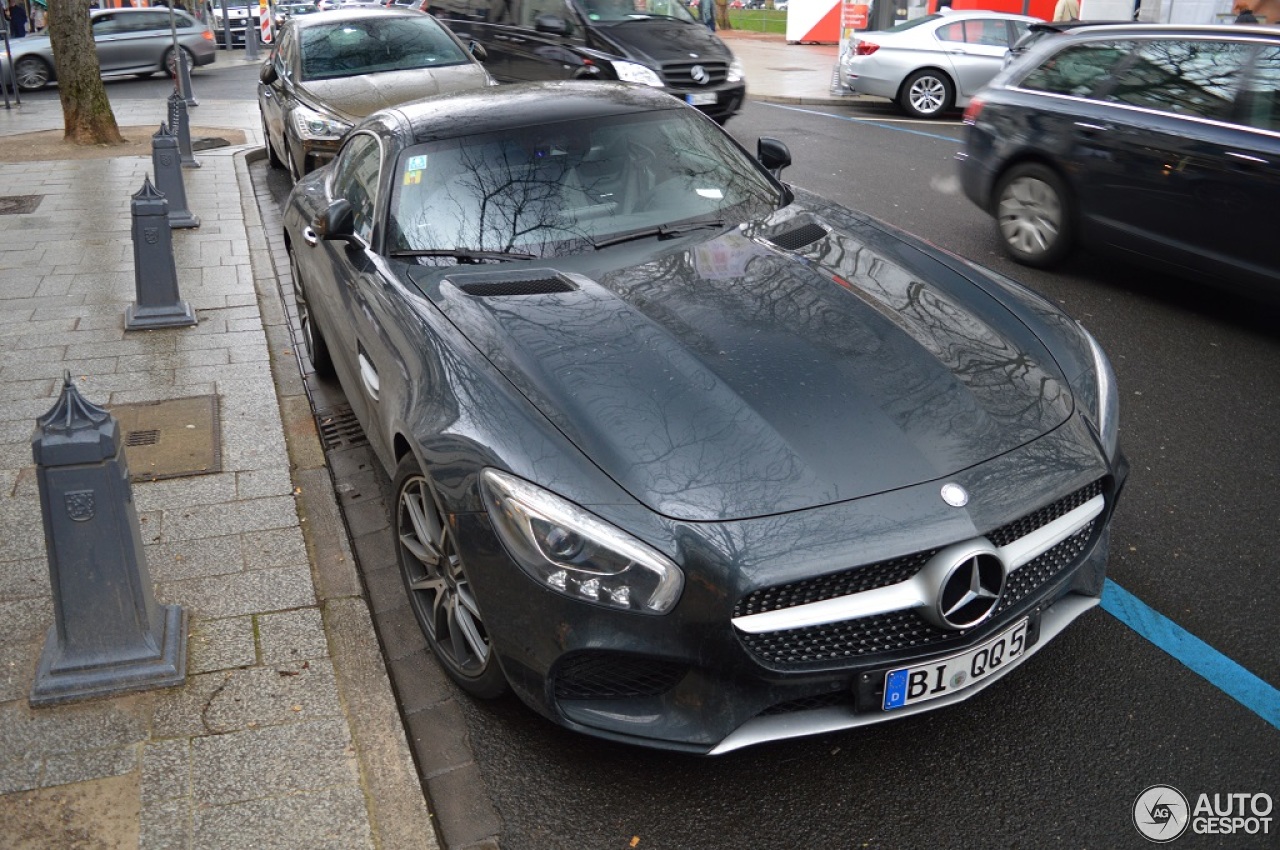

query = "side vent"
[
  {"left": 766, "top": 222, "right": 828, "bottom": 251},
  {"left": 458, "top": 277, "right": 575, "bottom": 297}
]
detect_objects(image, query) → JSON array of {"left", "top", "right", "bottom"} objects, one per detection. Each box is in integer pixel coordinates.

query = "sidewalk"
[
  {"left": 0, "top": 33, "right": 843, "bottom": 850},
  {"left": 0, "top": 95, "right": 434, "bottom": 849}
]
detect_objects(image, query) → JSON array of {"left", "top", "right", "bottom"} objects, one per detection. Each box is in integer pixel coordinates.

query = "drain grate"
[
  {"left": 0, "top": 195, "right": 42, "bottom": 215},
  {"left": 126, "top": 429, "right": 161, "bottom": 447},
  {"left": 316, "top": 405, "right": 369, "bottom": 451}
]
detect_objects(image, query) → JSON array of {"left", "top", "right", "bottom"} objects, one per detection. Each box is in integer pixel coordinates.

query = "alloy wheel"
[{"left": 998, "top": 176, "right": 1063, "bottom": 258}]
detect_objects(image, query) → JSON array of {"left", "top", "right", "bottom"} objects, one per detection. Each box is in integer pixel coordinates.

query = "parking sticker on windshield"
[
  {"left": 407, "top": 155, "right": 428, "bottom": 171},
  {"left": 404, "top": 170, "right": 423, "bottom": 186}
]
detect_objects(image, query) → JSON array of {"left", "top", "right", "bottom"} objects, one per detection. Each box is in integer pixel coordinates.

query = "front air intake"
[
  {"left": 766, "top": 223, "right": 828, "bottom": 251},
  {"left": 458, "top": 277, "right": 575, "bottom": 297}
]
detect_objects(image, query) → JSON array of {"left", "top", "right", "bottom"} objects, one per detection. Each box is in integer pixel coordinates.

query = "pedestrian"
[
  {"left": 7, "top": 0, "right": 28, "bottom": 38},
  {"left": 1052, "top": 0, "right": 1079, "bottom": 21},
  {"left": 29, "top": 2, "right": 43, "bottom": 33},
  {"left": 700, "top": 0, "right": 715, "bottom": 31},
  {"left": 1234, "top": 5, "right": 1259, "bottom": 22}
]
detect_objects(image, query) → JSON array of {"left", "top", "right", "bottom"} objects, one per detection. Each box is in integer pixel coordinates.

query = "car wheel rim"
[
  {"left": 398, "top": 474, "right": 491, "bottom": 674},
  {"left": 997, "top": 176, "right": 1061, "bottom": 256},
  {"left": 909, "top": 77, "right": 945, "bottom": 115},
  {"left": 15, "top": 60, "right": 47, "bottom": 89},
  {"left": 289, "top": 253, "right": 317, "bottom": 357}
]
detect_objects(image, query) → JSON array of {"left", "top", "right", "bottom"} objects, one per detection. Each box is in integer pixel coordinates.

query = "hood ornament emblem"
[{"left": 940, "top": 483, "right": 969, "bottom": 507}]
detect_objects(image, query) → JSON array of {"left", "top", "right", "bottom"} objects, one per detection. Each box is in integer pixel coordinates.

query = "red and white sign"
[
  {"left": 785, "top": 0, "right": 842, "bottom": 44},
  {"left": 260, "top": 0, "right": 273, "bottom": 44}
]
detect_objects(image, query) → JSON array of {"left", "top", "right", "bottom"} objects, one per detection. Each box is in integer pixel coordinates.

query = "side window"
[
  {"left": 92, "top": 14, "right": 123, "bottom": 35},
  {"left": 491, "top": 0, "right": 521, "bottom": 24},
  {"left": 936, "top": 21, "right": 965, "bottom": 43},
  {"left": 965, "top": 19, "right": 1011, "bottom": 48},
  {"left": 1009, "top": 20, "right": 1030, "bottom": 45},
  {"left": 1236, "top": 45, "right": 1280, "bottom": 132},
  {"left": 521, "top": 0, "right": 574, "bottom": 31},
  {"left": 329, "top": 134, "right": 382, "bottom": 245},
  {"left": 275, "top": 30, "right": 294, "bottom": 81},
  {"left": 1103, "top": 39, "right": 1249, "bottom": 120},
  {"left": 1018, "top": 42, "right": 1133, "bottom": 98}
]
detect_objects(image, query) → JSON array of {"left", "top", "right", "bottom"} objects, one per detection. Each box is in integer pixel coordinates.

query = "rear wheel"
[
  {"left": 898, "top": 69, "right": 953, "bottom": 119},
  {"left": 288, "top": 246, "right": 335, "bottom": 377},
  {"left": 994, "top": 163, "right": 1073, "bottom": 267},
  {"left": 14, "top": 56, "right": 52, "bottom": 92},
  {"left": 394, "top": 455, "right": 507, "bottom": 699}
]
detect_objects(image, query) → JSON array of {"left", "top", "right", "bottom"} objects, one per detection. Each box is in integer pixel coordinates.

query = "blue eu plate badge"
[{"left": 883, "top": 669, "right": 909, "bottom": 710}]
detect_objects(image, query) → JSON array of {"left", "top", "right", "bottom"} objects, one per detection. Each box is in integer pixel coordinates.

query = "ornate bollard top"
[{"left": 32, "top": 372, "right": 119, "bottom": 466}]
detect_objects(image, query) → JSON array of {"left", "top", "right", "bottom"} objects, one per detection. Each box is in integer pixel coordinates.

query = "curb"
[{"left": 235, "top": 147, "right": 441, "bottom": 850}]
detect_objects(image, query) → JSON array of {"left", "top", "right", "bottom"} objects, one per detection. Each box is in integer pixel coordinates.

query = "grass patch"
[{"left": 725, "top": 10, "right": 788, "bottom": 34}]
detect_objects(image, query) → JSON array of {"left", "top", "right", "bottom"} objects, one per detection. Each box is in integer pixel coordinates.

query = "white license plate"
[
  {"left": 686, "top": 92, "right": 717, "bottom": 106},
  {"left": 882, "top": 618, "right": 1028, "bottom": 711}
]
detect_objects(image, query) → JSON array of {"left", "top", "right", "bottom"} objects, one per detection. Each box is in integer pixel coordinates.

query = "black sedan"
[{"left": 284, "top": 82, "right": 1127, "bottom": 753}]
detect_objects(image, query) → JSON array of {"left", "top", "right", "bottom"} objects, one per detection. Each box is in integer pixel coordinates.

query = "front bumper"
[{"left": 455, "top": 415, "right": 1127, "bottom": 753}]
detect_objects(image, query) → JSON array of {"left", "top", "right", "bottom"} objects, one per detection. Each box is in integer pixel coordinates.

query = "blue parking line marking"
[
  {"left": 1102, "top": 579, "right": 1280, "bottom": 730},
  {"left": 760, "top": 102, "right": 961, "bottom": 143}
]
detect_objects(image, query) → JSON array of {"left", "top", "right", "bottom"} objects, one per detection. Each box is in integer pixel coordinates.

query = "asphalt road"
[{"left": 239, "top": 80, "right": 1279, "bottom": 848}]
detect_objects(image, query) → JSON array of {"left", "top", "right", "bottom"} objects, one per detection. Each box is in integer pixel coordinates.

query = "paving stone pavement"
[{"left": 0, "top": 96, "right": 438, "bottom": 849}]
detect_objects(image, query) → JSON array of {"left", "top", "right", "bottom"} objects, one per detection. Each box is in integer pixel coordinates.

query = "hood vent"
[
  {"left": 457, "top": 276, "right": 576, "bottom": 297},
  {"left": 766, "top": 223, "right": 828, "bottom": 251}
]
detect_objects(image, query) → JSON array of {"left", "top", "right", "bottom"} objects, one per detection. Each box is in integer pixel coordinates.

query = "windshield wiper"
[
  {"left": 592, "top": 218, "right": 727, "bottom": 250},
  {"left": 390, "top": 248, "right": 536, "bottom": 263}
]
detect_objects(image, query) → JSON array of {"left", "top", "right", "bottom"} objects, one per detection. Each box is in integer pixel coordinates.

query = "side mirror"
[
  {"left": 534, "top": 14, "right": 569, "bottom": 36},
  {"left": 757, "top": 138, "right": 791, "bottom": 179},
  {"left": 468, "top": 40, "right": 487, "bottom": 62},
  {"left": 259, "top": 62, "right": 278, "bottom": 85},
  {"left": 314, "top": 200, "right": 360, "bottom": 246}
]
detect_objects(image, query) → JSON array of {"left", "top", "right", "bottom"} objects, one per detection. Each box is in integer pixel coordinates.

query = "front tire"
[
  {"left": 394, "top": 455, "right": 508, "bottom": 699},
  {"left": 263, "top": 117, "right": 284, "bottom": 169},
  {"left": 898, "top": 69, "right": 953, "bottom": 119},
  {"left": 994, "top": 163, "right": 1073, "bottom": 268},
  {"left": 288, "top": 245, "right": 335, "bottom": 377},
  {"left": 164, "top": 47, "right": 196, "bottom": 79},
  {"left": 14, "top": 56, "right": 52, "bottom": 92}
]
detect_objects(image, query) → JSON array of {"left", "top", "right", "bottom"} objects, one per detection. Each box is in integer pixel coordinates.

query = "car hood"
[
  {"left": 300, "top": 65, "right": 490, "bottom": 122},
  {"left": 416, "top": 207, "right": 1074, "bottom": 522},
  {"left": 597, "top": 18, "right": 733, "bottom": 66}
]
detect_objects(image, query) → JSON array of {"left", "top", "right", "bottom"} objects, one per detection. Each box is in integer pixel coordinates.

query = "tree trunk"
[
  {"left": 716, "top": 0, "right": 732, "bottom": 30},
  {"left": 47, "top": 0, "right": 124, "bottom": 145}
]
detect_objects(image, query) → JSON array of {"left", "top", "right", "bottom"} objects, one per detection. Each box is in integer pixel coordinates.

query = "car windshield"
[
  {"left": 300, "top": 17, "right": 468, "bottom": 80},
  {"left": 387, "top": 108, "right": 782, "bottom": 258},
  {"left": 578, "top": 0, "right": 697, "bottom": 24}
]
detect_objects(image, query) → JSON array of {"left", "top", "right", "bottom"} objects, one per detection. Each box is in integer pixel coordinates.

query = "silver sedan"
[
  {"left": 839, "top": 11, "right": 1040, "bottom": 118},
  {"left": 2, "top": 7, "right": 217, "bottom": 92}
]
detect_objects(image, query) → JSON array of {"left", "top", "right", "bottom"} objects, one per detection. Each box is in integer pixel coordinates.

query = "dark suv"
[{"left": 958, "top": 24, "right": 1279, "bottom": 299}]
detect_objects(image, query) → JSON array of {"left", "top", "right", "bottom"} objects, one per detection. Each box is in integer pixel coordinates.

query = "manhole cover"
[
  {"left": 108, "top": 395, "right": 222, "bottom": 481},
  {"left": 315, "top": 405, "right": 369, "bottom": 451},
  {"left": 0, "top": 195, "right": 42, "bottom": 215}
]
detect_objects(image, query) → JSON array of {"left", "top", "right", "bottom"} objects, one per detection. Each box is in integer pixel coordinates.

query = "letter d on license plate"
[{"left": 882, "top": 618, "right": 1028, "bottom": 711}]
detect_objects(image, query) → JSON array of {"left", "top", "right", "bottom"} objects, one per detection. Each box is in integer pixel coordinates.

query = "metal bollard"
[
  {"left": 167, "top": 91, "right": 200, "bottom": 170},
  {"left": 29, "top": 374, "right": 187, "bottom": 707},
  {"left": 152, "top": 123, "right": 200, "bottom": 230},
  {"left": 176, "top": 47, "right": 198, "bottom": 109},
  {"left": 125, "top": 176, "right": 197, "bottom": 331}
]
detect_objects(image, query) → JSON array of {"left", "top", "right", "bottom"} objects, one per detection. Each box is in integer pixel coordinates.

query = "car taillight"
[
  {"left": 202, "top": 29, "right": 214, "bottom": 41},
  {"left": 854, "top": 41, "right": 879, "bottom": 56},
  {"left": 963, "top": 97, "right": 984, "bottom": 125}
]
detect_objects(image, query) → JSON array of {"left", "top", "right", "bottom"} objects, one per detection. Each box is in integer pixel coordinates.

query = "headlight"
[
  {"left": 480, "top": 469, "right": 684, "bottom": 614},
  {"left": 612, "top": 60, "right": 664, "bottom": 88},
  {"left": 727, "top": 56, "right": 745, "bottom": 83},
  {"left": 292, "top": 104, "right": 351, "bottom": 141},
  {"left": 1080, "top": 325, "right": 1119, "bottom": 460}
]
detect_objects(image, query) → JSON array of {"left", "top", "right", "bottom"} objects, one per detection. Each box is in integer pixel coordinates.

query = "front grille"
[
  {"left": 734, "top": 480, "right": 1105, "bottom": 669},
  {"left": 659, "top": 60, "right": 729, "bottom": 90},
  {"left": 553, "top": 652, "right": 687, "bottom": 701}
]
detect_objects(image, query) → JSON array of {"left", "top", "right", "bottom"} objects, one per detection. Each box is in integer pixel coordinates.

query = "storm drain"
[
  {"left": 0, "top": 195, "right": 42, "bottom": 215},
  {"left": 315, "top": 405, "right": 369, "bottom": 451},
  {"left": 108, "top": 395, "right": 222, "bottom": 482}
]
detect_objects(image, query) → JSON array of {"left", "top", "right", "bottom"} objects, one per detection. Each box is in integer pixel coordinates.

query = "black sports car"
[{"left": 283, "top": 81, "right": 1127, "bottom": 754}]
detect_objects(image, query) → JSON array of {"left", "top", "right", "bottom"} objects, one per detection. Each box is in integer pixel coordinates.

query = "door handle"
[
  {"left": 1225, "top": 151, "right": 1269, "bottom": 167},
  {"left": 1073, "top": 121, "right": 1111, "bottom": 136},
  {"left": 303, "top": 226, "right": 318, "bottom": 247}
]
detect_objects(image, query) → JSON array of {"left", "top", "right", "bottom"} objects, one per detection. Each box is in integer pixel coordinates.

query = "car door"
[
  {"left": 936, "top": 17, "right": 1018, "bottom": 99},
  {"left": 1087, "top": 37, "right": 1259, "bottom": 280},
  {"left": 115, "top": 10, "right": 171, "bottom": 73},
  {"left": 90, "top": 13, "right": 133, "bottom": 74},
  {"left": 260, "top": 28, "right": 297, "bottom": 162},
  {"left": 501, "top": 0, "right": 588, "bottom": 82},
  {"left": 310, "top": 132, "right": 397, "bottom": 460}
]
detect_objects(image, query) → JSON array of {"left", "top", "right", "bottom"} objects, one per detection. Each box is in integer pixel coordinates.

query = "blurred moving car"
[
  {"left": 275, "top": 1, "right": 321, "bottom": 29},
  {"left": 283, "top": 80, "right": 1127, "bottom": 753},
  {"left": 839, "top": 10, "right": 1039, "bottom": 118},
  {"left": 258, "top": 8, "right": 493, "bottom": 179},
  {"left": 958, "top": 24, "right": 1280, "bottom": 297},
  {"left": 1, "top": 6, "right": 215, "bottom": 92},
  {"left": 1002, "top": 19, "right": 1129, "bottom": 68},
  {"left": 431, "top": 0, "right": 746, "bottom": 124}
]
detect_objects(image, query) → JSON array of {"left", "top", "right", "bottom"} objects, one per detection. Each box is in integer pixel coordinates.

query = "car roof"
[
  {"left": 389, "top": 82, "right": 687, "bottom": 144},
  {"left": 1048, "top": 22, "right": 1280, "bottom": 40},
  {"left": 933, "top": 10, "right": 1040, "bottom": 19},
  {"left": 290, "top": 7, "right": 423, "bottom": 28}
]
